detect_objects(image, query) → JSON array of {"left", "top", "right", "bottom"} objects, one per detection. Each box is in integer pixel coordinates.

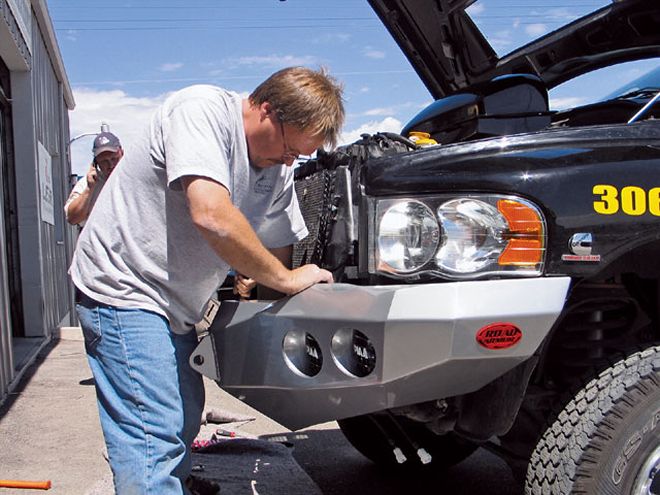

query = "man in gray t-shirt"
[{"left": 71, "top": 67, "right": 344, "bottom": 495}]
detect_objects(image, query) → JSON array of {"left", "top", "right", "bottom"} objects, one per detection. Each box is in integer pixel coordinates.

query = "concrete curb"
[{"left": 55, "top": 325, "right": 84, "bottom": 341}]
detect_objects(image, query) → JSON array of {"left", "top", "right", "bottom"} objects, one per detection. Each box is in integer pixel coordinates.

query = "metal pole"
[
  {"left": 627, "top": 91, "right": 660, "bottom": 124},
  {"left": 68, "top": 123, "right": 110, "bottom": 146}
]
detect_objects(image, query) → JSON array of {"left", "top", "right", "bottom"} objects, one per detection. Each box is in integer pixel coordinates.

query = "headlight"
[
  {"left": 371, "top": 195, "right": 545, "bottom": 279},
  {"left": 437, "top": 199, "right": 507, "bottom": 273},
  {"left": 377, "top": 200, "right": 440, "bottom": 273}
]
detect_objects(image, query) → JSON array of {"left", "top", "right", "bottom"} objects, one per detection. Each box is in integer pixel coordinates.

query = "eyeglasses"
[{"left": 278, "top": 120, "right": 300, "bottom": 162}]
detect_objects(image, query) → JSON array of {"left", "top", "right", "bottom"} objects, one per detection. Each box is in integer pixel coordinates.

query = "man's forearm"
[
  {"left": 65, "top": 191, "right": 93, "bottom": 225},
  {"left": 257, "top": 246, "right": 293, "bottom": 300},
  {"left": 183, "top": 177, "right": 295, "bottom": 293},
  {"left": 196, "top": 212, "right": 294, "bottom": 293},
  {"left": 184, "top": 176, "right": 333, "bottom": 295}
]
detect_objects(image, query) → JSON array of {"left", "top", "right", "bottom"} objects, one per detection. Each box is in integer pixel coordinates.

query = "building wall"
[
  {"left": 0, "top": 58, "right": 14, "bottom": 403},
  {"left": 26, "top": 13, "right": 74, "bottom": 334},
  {"left": 0, "top": 0, "right": 76, "bottom": 404}
]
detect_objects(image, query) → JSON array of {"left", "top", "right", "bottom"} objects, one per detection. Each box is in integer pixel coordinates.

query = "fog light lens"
[
  {"left": 283, "top": 330, "right": 322, "bottom": 377},
  {"left": 331, "top": 328, "right": 376, "bottom": 377}
]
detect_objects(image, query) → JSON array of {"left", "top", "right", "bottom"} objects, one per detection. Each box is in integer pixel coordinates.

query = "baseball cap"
[{"left": 92, "top": 132, "right": 121, "bottom": 157}]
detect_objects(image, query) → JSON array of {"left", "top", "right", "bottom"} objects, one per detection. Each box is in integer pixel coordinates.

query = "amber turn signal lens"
[{"left": 497, "top": 199, "right": 544, "bottom": 265}]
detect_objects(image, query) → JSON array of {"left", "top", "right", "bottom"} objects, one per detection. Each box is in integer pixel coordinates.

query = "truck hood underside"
[{"left": 368, "top": 0, "right": 660, "bottom": 98}]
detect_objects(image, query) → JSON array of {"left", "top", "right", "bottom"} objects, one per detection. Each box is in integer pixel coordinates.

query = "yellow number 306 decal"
[{"left": 593, "top": 185, "right": 660, "bottom": 216}]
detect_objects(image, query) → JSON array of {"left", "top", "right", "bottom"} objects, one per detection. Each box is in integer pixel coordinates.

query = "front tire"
[{"left": 525, "top": 345, "right": 660, "bottom": 494}]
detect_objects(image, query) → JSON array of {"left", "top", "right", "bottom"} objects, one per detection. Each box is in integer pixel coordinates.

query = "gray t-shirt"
[{"left": 70, "top": 85, "right": 308, "bottom": 333}]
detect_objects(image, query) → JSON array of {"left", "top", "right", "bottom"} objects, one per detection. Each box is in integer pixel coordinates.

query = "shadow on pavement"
[
  {"left": 0, "top": 336, "right": 59, "bottom": 419},
  {"left": 262, "top": 427, "right": 523, "bottom": 495},
  {"left": 192, "top": 438, "right": 322, "bottom": 495}
]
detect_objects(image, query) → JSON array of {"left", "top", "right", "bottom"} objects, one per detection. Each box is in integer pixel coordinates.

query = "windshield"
[
  {"left": 603, "top": 66, "right": 660, "bottom": 100},
  {"left": 548, "top": 59, "right": 660, "bottom": 110}
]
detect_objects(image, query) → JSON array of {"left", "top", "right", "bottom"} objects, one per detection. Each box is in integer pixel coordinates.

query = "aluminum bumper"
[{"left": 190, "top": 277, "right": 571, "bottom": 430}]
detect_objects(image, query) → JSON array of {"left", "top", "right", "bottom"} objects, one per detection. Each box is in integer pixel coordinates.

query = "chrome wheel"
[{"left": 632, "top": 443, "right": 660, "bottom": 495}]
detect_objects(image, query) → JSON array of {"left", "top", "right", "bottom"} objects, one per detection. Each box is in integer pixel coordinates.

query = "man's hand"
[
  {"left": 233, "top": 273, "right": 257, "bottom": 299},
  {"left": 285, "top": 264, "right": 333, "bottom": 295},
  {"left": 86, "top": 163, "right": 98, "bottom": 190},
  {"left": 64, "top": 163, "right": 99, "bottom": 225},
  {"left": 236, "top": 265, "right": 333, "bottom": 299}
]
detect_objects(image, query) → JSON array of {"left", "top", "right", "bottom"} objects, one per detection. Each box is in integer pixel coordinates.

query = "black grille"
[
  {"left": 293, "top": 169, "right": 337, "bottom": 269},
  {"left": 291, "top": 133, "right": 416, "bottom": 272}
]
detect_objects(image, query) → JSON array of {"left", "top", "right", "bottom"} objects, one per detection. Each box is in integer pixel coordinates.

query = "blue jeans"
[{"left": 76, "top": 296, "right": 205, "bottom": 495}]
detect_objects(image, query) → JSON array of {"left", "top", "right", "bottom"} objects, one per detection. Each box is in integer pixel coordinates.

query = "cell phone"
[{"left": 93, "top": 160, "right": 106, "bottom": 179}]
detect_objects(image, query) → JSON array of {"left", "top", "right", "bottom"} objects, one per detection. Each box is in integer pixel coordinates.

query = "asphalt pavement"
[
  {"left": 0, "top": 328, "right": 522, "bottom": 495},
  {"left": 0, "top": 328, "right": 320, "bottom": 495}
]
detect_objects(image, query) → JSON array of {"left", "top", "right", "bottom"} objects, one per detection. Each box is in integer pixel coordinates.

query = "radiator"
[{"left": 293, "top": 169, "right": 337, "bottom": 269}]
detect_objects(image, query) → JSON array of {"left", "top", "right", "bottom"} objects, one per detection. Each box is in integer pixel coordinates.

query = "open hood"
[{"left": 368, "top": 0, "right": 660, "bottom": 99}]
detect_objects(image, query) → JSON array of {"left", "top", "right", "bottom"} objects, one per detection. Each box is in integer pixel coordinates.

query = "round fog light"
[
  {"left": 331, "top": 329, "right": 376, "bottom": 377},
  {"left": 282, "top": 330, "right": 322, "bottom": 377}
]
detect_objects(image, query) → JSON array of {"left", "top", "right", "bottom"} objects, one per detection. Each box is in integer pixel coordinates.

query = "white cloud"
[
  {"left": 226, "top": 54, "right": 318, "bottom": 68},
  {"left": 313, "top": 33, "right": 351, "bottom": 44},
  {"left": 546, "top": 8, "right": 575, "bottom": 21},
  {"left": 68, "top": 88, "right": 169, "bottom": 175},
  {"left": 159, "top": 62, "right": 183, "bottom": 72},
  {"left": 364, "top": 107, "right": 396, "bottom": 116},
  {"left": 549, "top": 96, "right": 585, "bottom": 110},
  {"left": 65, "top": 29, "right": 78, "bottom": 42},
  {"left": 339, "top": 117, "right": 403, "bottom": 146},
  {"left": 525, "top": 24, "right": 548, "bottom": 37},
  {"left": 466, "top": 3, "right": 485, "bottom": 15},
  {"left": 363, "top": 47, "right": 386, "bottom": 59},
  {"left": 490, "top": 30, "right": 513, "bottom": 53}
]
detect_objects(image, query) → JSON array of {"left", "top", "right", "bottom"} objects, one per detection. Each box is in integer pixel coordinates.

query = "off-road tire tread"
[{"left": 525, "top": 345, "right": 660, "bottom": 494}]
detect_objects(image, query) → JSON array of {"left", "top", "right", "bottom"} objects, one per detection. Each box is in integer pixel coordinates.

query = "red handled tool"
[{"left": 0, "top": 479, "right": 52, "bottom": 490}]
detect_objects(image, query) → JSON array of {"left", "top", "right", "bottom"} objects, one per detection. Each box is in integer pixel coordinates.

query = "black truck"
[{"left": 191, "top": 1, "right": 660, "bottom": 493}]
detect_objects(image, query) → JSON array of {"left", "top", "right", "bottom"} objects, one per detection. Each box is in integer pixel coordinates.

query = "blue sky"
[{"left": 47, "top": 0, "right": 659, "bottom": 175}]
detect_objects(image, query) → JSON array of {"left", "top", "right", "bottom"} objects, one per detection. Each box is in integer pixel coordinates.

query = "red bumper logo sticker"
[{"left": 476, "top": 323, "right": 522, "bottom": 350}]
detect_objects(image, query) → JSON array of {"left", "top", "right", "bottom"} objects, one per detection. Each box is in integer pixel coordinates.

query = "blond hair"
[{"left": 250, "top": 67, "right": 345, "bottom": 148}]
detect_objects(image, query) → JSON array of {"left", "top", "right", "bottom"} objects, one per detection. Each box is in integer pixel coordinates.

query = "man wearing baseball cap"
[{"left": 65, "top": 131, "right": 124, "bottom": 226}]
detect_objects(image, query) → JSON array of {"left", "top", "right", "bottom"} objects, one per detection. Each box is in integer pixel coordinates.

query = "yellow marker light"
[{"left": 497, "top": 199, "right": 544, "bottom": 266}]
